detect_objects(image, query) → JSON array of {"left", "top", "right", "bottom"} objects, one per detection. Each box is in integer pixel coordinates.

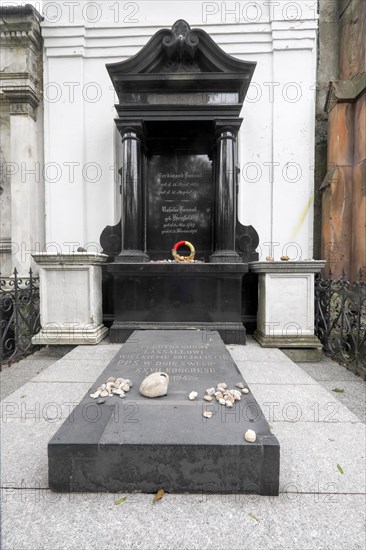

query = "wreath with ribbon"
[{"left": 172, "top": 240, "right": 195, "bottom": 262}]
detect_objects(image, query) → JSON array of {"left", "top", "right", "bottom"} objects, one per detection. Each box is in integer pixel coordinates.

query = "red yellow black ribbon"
[{"left": 172, "top": 240, "right": 195, "bottom": 262}]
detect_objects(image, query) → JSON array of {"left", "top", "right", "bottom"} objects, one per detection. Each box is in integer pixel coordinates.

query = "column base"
[
  {"left": 114, "top": 250, "right": 149, "bottom": 263},
  {"left": 280, "top": 348, "right": 323, "bottom": 362},
  {"left": 254, "top": 329, "right": 323, "bottom": 350},
  {"left": 32, "top": 324, "right": 109, "bottom": 346},
  {"left": 210, "top": 250, "right": 242, "bottom": 263}
]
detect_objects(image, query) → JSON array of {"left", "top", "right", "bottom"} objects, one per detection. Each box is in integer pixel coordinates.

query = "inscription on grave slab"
[
  {"left": 147, "top": 154, "right": 212, "bottom": 258},
  {"left": 117, "top": 342, "right": 230, "bottom": 381}
]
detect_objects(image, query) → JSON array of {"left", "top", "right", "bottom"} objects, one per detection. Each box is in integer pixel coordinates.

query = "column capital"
[
  {"left": 214, "top": 119, "right": 242, "bottom": 138},
  {"left": 115, "top": 120, "right": 146, "bottom": 141}
]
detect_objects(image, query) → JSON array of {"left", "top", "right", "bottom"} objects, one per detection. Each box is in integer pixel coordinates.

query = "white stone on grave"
[
  {"left": 249, "top": 261, "right": 326, "bottom": 352},
  {"left": 31, "top": 253, "right": 108, "bottom": 345}
]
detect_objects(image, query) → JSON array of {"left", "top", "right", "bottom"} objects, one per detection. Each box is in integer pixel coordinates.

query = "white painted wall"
[{"left": 42, "top": 0, "right": 318, "bottom": 260}]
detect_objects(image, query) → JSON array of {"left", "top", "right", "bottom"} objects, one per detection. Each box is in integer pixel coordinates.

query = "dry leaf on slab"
[
  {"left": 248, "top": 512, "right": 260, "bottom": 523},
  {"left": 152, "top": 488, "right": 165, "bottom": 504}
]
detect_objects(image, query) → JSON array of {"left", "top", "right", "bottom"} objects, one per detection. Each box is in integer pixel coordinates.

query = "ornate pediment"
[{"left": 107, "top": 20, "right": 256, "bottom": 104}]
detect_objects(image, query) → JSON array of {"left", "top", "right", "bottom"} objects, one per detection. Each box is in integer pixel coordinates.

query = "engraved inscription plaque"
[{"left": 147, "top": 154, "right": 213, "bottom": 259}]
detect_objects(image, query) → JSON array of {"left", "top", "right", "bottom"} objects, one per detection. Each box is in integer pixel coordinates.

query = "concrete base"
[
  {"left": 48, "top": 330, "right": 280, "bottom": 495},
  {"left": 32, "top": 324, "right": 108, "bottom": 345},
  {"left": 280, "top": 347, "right": 323, "bottom": 362}
]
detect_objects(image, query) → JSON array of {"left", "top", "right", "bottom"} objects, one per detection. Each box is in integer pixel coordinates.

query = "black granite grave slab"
[{"left": 49, "top": 331, "right": 280, "bottom": 495}]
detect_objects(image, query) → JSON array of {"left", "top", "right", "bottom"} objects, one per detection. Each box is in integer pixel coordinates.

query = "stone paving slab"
[
  {"left": 1, "top": 418, "right": 63, "bottom": 489},
  {"left": 1, "top": 492, "right": 365, "bottom": 550},
  {"left": 30, "top": 359, "right": 113, "bottom": 383},
  {"left": 60, "top": 344, "right": 121, "bottom": 360},
  {"left": 317, "top": 380, "right": 366, "bottom": 423},
  {"left": 251, "top": 382, "right": 360, "bottom": 423},
  {"left": 0, "top": 357, "right": 57, "bottom": 401},
  {"left": 0, "top": 381, "right": 91, "bottom": 420},
  {"left": 227, "top": 344, "right": 293, "bottom": 362},
  {"left": 236, "top": 360, "right": 317, "bottom": 385},
  {"left": 298, "top": 358, "right": 361, "bottom": 381},
  {"left": 272, "top": 421, "right": 366, "bottom": 493}
]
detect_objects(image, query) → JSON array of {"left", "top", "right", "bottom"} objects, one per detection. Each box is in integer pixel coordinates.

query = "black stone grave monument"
[
  {"left": 49, "top": 331, "right": 280, "bottom": 495},
  {"left": 100, "top": 20, "right": 260, "bottom": 344}
]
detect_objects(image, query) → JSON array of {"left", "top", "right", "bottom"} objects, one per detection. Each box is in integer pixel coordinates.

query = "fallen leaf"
[
  {"left": 114, "top": 496, "right": 127, "bottom": 505},
  {"left": 248, "top": 512, "right": 260, "bottom": 523},
  {"left": 337, "top": 464, "right": 344, "bottom": 475},
  {"left": 152, "top": 488, "right": 165, "bottom": 504},
  {"left": 332, "top": 388, "right": 344, "bottom": 393}
]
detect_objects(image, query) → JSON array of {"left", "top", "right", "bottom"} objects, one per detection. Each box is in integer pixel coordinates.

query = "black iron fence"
[
  {"left": 0, "top": 268, "right": 40, "bottom": 365},
  {"left": 315, "top": 270, "right": 366, "bottom": 379}
]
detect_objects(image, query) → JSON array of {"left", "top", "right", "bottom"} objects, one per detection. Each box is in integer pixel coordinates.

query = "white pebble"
[
  {"left": 218, "top": 398, "right": 226, "bottom": 405},
  {"left": 242, "top": 388, "right": 249, "bottom": 394},
  {"left": 203, "top": 411, "right": 213, "bottom": 419},
  {"left": 235, "top": 382, "right": 244, "bottom": 389},
  {"left": 189, "top": 391, "right": 198, "bottom": 401},
  {"left": 89, "top": 391, "right": 100, "bottom": 399},
  {"left": 206, "top": 387, "right": 215, "bottom": 396},
  {"left": 112, "top": 388, "right": 125, "bottom": 396},
  {"left": 244, "top": 429, "right": 257, "bottom": 443}
]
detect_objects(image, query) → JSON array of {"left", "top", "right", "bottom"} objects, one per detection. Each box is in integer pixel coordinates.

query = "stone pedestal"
[
  {"left": 108, "top": 262, "right": 247, "bottom": 344},
  {"left": 31, "top": 253, "right": 108, "bottom": 345},
  {"left": 250, "top": 261, "right": 326, "bottom": 360}
]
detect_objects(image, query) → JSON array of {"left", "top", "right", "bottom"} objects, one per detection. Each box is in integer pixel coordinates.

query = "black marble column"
[
  {"left": 116, "top": 129, "right": 148, "bottom": 263},
  {"left": 210, "top": 127, "right": 241, "bottom": 263}
]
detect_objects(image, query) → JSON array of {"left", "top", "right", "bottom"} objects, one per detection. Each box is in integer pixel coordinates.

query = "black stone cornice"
[{"left": 107, "top": 20, "right": 256, "bottom": 104}]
